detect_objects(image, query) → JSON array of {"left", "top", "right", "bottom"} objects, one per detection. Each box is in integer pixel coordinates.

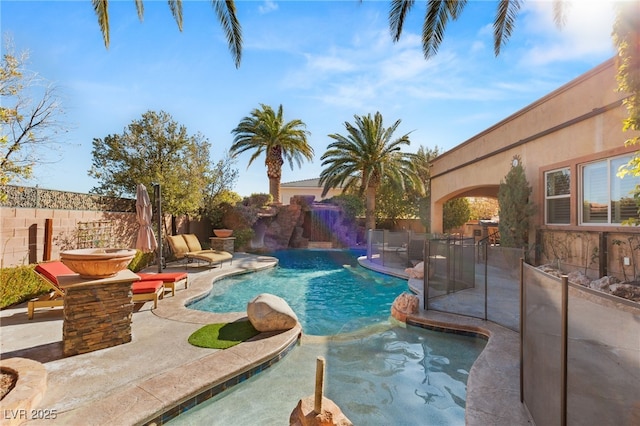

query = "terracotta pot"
[
  {"left": 213, "top": 229, "right": 233, "bottom": 238},
  {"left": 60, "top": 248, "right": 137, "bottom": 279}
]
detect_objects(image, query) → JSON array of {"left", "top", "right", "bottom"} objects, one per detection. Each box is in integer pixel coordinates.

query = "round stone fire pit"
[{"left": 60, "top": 248, "right": 137, "bottom": 279}]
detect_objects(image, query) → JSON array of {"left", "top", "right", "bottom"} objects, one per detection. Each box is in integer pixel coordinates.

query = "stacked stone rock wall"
[{"left": 62, "top": 280, "right": 134, "bottom": 356}]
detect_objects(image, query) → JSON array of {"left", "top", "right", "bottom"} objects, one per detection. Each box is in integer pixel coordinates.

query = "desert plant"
[{"left": 498, "top": 156, "right": 534, "bottom": 248}]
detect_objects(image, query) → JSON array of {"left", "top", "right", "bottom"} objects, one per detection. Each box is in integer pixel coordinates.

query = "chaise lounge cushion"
[
  {"left": 182, "top": 233, "right": 204, "bottom": 252},
  {"left": 167, "top": 234, "right": 233, "bottom": 267},
  {"left": 137, "top": 272, "right": 188, "bottom": 296},
  {"left": 131, "top": 280, "right": 163, "bottom": 294},
  {"left": 137, "top": 272, "right": 187, "bottom": 283},
  {"left": 35, "top": 262, "right": 76, "bottom": 286},
  {"left": 167, "top": 235, "right": 191, "bottom": 260}
]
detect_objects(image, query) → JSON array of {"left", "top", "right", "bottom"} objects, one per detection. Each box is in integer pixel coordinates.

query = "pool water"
[
  {"left": 177, "top": 249, "right": 487, "bottom": 425},
  {"left": 170, "top": 325, "right": 486, "bottom": 425},
  {"left": 188, "top": 249, "right": 409, "bottom": 335}
]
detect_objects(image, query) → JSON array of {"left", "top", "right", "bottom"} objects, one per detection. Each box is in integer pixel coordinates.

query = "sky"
[{"left": 1, "top": 0, "right": 620, "bottom": 198}]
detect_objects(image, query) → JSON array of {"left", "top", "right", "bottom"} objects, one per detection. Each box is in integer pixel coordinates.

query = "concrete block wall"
[{"left": 0, "top": 207, "right": 137, "bottom": 268}]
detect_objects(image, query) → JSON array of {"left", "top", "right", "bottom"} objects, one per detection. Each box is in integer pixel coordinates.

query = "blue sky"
[{"left": 2, "top": 0, "right": 618, "bottom": 198}]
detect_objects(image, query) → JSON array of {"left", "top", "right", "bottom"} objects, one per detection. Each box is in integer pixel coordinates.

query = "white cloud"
[
  {"left": 258, "top": 0, "right": 278, "bottom": 15},
  {"left": 518, "top": 0, "right": 616, "bottom": 66}
]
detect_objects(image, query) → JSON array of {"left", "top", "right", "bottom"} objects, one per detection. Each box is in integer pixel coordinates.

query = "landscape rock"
[
  {"left": 391, "top": 292, "right": 419, "bottom": 322},
  {"left": 404, "top": 261, "right": 424, "bottom": 279},
  {"left": 610, "top": 283, "right": 640, "bottom": 302},
  {"left": 567, "top": 271, "right": 591, "bottom": 287},
  {"left": 537, "top": 265, "right": 639, "bottom": 302},
  {"left": 289, "top": 395, "right": 353, "bottom": 426},
  {"left": 247, "top": 293, "right": 298, "bottom": 332},
  {"left": 589, "top": 276, "right": 619, "bottom": 291}
]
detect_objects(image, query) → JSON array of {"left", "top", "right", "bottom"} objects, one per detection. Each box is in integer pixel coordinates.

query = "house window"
[
  {"left": 581, "top": 155, "right": 639, "bottom": 224},
  {"left": 545, "top": 168, "right": 571, "bottom": 224}
]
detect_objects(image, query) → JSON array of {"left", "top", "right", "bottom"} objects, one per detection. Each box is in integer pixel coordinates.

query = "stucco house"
[
  {"left": 280, "top": 178, "right": 344, "bottom": 205},
  {"left": 429, "top": 58, "right": 640, "bottom": 280}
]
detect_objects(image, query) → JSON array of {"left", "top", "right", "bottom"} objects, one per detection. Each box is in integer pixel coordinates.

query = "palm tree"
[
  {"left": 319, "top": 111, "right": 421, "bottom": 231},
  {"left": 91, "top": 0, "right": 243, "bottom": 67},
  {"left": 230, "top": 104, "right": 313, "bottom": 203},
  {"left": 389, "top": 0, "right": 567, "bottom": 58}
]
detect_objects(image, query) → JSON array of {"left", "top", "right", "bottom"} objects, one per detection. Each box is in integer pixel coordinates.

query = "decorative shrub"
[
  {"left": 0, "top": 265, "right": 49, "bottom": 309},
  {"left": 232, "top": 227, "right": 255, "bottom": 252}
]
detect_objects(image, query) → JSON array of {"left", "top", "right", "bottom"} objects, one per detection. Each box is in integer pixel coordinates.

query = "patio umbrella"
[{"left": 135, "top": 183, "right": 157, "bottom": 253}]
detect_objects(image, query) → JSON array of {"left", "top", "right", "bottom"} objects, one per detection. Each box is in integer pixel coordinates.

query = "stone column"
[
  {"left": 58, "top": 270, "right": 138, "bottom": 357},
  {"left": 209, "top": 237, "right": 235, "bottom": 253}
]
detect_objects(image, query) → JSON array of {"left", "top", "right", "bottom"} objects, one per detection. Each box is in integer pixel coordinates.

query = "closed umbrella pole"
[
  {"left": 135, "top": 183, "right": 157, "bottom": 254},
  {"left": 153, "top": 183, "right": 163, "bottom": 272}
]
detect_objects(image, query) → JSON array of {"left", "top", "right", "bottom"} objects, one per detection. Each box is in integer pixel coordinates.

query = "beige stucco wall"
[{"left": 430, "top": 58, "right": 639, "bottom": 241}]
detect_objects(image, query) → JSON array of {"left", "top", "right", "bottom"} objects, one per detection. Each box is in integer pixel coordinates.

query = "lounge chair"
[
  {"left": 131, "top": 279, "right": 164, "bottom": 309},
  {"left": 166, "top": 234, "right": 233, "bottom": 268},
  {"left": 28, "top": 261, "right": 72, "bottom": 319},
  {"left": 29, "top": 261, "right": 165, "bottom": 319},
  {"left": 137, "top": 271, "right": 188, "bottom": 297}
]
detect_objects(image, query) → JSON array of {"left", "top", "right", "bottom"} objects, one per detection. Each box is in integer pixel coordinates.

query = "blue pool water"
[
  {"left": 188, "top": 249, "right": 409, "bottom": 335},
  {"left": 176, "top": 249, "right": 487, "bottom": 425},
  {"left": 172, "top": 325, "right": 486, "bottom": 425}
]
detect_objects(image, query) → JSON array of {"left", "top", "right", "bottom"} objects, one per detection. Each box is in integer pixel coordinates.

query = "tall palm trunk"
[
  {"left": 269, "top": 177, "right": 281, "bottom": 204},
  {"left": 266, "top": 146, "right": 284, "bottom": 203},
  {"left": 365, "top": 185, "right": 377, "bottom": 230}
]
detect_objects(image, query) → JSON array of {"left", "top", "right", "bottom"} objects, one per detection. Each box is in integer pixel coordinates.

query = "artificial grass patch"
[{"left": 188, "top": 320, "right": 260, "bottom": 349}]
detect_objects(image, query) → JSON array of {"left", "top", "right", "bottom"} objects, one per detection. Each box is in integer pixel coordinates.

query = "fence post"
[
  {"left": 561, "top": 275, "right": 568, "bottom": 426},
  {"left": 44, "top": 218, "right": 53, "bottom": 261},
  {"left": 423, "top": 239, "right": 430, "bottom": 310},
  {"left": 519, "top": 258, "right": 524, "bottom": 403},
  {"left": 484, "top": 242, "right": 488, "bottom": 321}
]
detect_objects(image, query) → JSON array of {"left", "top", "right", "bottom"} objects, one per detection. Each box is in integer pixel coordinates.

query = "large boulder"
[
  {"left": 404, "top": 261, "right": 424, "bottom": 279},
  {"left": 391, "top": 292, "right": 419, "bottom": 322},
  {"left": 289, "top": 396, "right": 353, "bottom": 426},
  {"left": 247, "top": 293, "right": 298, "bottom": 332}
]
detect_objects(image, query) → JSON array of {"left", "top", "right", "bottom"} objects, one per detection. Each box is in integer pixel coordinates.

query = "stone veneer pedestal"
[
  {"left": 58, "top": 270, "right": 139, "bottom": 357},
  {"left": 209, "top": 236, "right": 235, "bottom": 253}
]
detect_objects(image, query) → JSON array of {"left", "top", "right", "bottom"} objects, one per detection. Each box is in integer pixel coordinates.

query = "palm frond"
[
  {"left": 389, "top": 0, "right": 415, "bottom": 42},
  {"left": 422, "top": 0, "right": 467, "bottom": 59},
  {"left": 92, "top": 0, "right": 110, "bottom": 48},
  {"left": 494, "top": 0, "right": 521, "bottom": 56},
  {"left": 135, "top": 0, "right": 144, "bottom": 22},
  {"left": 213, "top": 0, "right": 243, "bottom": 68},
  {"left": 553, "top": 0, "right": 568, "bottom": 29},
  {"left": 168, "top": 0, "right": 184, "bottom": 31}
]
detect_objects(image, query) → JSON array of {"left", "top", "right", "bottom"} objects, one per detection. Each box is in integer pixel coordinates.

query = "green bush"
[
  {"left": 127, "top": 250, "right": 155, "bottom": 273},
  {"left": 232, "top": 227, "right": 254, "bottom": 252},
  {"left": 0, "top": 265, "right": 50, "bottom": 309}
]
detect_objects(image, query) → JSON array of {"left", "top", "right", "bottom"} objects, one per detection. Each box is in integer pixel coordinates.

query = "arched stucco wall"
[{"left": 429, "top": 58, "right": 638, "bottom": 240}]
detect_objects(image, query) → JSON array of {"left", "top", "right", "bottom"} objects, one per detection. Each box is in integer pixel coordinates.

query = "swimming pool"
[
  {"left": 188, "top": 249, "right": 409, "bottom": 335},
  {"left": 178, "top": 249, "right": 487, "bottom": 425},
  {"left": 171, "top": 325, "right": 486, "bottom": 425}
]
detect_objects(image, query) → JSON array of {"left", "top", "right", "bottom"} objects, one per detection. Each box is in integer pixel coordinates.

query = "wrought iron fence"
[{"left": 0, "top": 185, "right": 135, "bottom": 212}]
